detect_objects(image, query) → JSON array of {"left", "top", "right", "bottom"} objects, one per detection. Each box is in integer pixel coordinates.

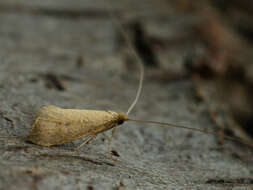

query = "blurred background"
[{"left": 119, "top": 0, "right": 253, "bottom": 144}]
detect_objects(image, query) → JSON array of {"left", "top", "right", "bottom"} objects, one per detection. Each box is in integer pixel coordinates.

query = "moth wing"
[{"left": 34, "top": 105, "right": 77, "bottom": 123}]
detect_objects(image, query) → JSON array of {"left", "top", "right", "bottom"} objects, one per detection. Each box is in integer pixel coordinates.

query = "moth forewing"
[{"left": 28, "top": 105, "right": 127, "bottom": 146}]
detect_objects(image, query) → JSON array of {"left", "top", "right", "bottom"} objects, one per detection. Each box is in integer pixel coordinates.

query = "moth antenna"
[
  {"left": 126, "top": 61, "right": 144, "bottom": 116},
  {"left": 104, "top": 2, "right": 145, "bottom": 159},
  {"left": 106, "top": 3, "right": 144, "bottom": 116},
  {"left": 127, "top": 118, "right": 253, "bottom": 148},
  {"left": 118, "top": 24, "right": 144, "bottom": 116}
]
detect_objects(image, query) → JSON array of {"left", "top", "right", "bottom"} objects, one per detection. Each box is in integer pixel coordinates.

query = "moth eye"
[{"left": 117, "top": 119, "right": 124, "bottom": 125}]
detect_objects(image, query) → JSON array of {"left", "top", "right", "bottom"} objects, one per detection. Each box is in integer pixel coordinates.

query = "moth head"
[{"left": 117, "top": 112, "right": 129, "bottom": 125}]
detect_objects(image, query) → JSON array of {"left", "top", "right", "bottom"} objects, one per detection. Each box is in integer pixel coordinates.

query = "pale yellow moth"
[
  {"left": 28, "top": 105, "right": 252, "bottom": 150},
  {"left": 28, "top": 105, "right": 127, "bottom": 148}
]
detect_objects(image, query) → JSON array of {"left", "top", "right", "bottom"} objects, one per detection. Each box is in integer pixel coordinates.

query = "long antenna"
[
  {"left": 127, "top": 118, "right": 253, "bottom": 148},
  {"left": 105, "top": 1, "right": 145, "bottom": 158},
  {"left": 126, "top": 61, "right": 144, "bottom": 116},
  {"left": 107, "top": 3, "right": 144, "bottom": 116}
]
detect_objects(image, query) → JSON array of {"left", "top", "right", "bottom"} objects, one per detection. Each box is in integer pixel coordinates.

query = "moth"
[
  {"left": 28, "top": 105, "right": 127, "bottom": 149},
  {"left": 28, "top": 105, "right": 252, "bottom": 150}
]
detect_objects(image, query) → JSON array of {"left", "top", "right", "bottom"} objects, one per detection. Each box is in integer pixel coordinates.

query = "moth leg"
[
  {"left": 76, "top": 135, "right": 96, "bottom": 150},
  {"left": 108, "top": 128, "right": 117, "bottom": 160},
  {"left": 32, "top": 117, "right": 41, "bottom": 126}
]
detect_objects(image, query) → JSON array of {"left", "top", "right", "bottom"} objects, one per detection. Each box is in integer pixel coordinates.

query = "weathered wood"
[{"left": 0, "top": 0, "right": 252, "bottom": 189}]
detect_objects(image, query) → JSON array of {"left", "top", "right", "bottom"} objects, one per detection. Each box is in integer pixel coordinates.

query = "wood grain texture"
[{"left": 0, "top": 0, "right": 252, "bottom": 189}]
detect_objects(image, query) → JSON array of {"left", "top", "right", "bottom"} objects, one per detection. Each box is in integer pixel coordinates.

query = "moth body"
[{"left": 28, "top": 105, "right": 127, "bottom": 146}]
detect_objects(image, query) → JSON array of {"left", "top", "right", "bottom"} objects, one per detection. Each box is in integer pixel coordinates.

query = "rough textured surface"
[{"left": 0, "top": 0, "right": 252, "bottom": 189}]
